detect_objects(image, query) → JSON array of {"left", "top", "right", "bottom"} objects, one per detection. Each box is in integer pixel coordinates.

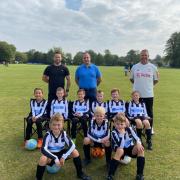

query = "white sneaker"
[
  {"left": 120, "top": 156, "right": 131, "bottom": 165},
  {"left": 151, "top": 127, "right": 155, "bottom": 135}
]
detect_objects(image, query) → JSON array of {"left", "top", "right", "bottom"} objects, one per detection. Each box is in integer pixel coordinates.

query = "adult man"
[
  {"left": 130, "top": 49, "right": 159, "bottom": 133},
  {"left": 42, "top": 51, "right": 71, "bottom": 116},
  {"left": 75, "top": 52, "right": 102, "bottom": 103}
]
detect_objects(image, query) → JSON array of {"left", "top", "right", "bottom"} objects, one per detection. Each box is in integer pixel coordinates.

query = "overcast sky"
[{"left": 0, "top": 0, "right": 180, "bottom": 58}]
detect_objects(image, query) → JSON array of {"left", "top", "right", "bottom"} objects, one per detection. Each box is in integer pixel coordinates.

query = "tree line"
[{"left": 1, "top": 32, "right": 180, "bottom": 67}]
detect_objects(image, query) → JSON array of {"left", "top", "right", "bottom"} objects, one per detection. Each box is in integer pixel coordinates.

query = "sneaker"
[
  {"left": 82, "top": 158, "right": 91, "bottom": 166},
  {"left": 147, "top": 141, "right": 153, "bottom": 150},
  {"left": 37, "top": 139, "right": 43, "bottom": 149},
  {"left": 106, "top": 175, "right": 113, "bottom": 180},
  {"left": 77, "top": 172, "right": 91, "bottom": 180},
  {"left": 24, "top": 140, "right": 28, "bottom": 148},
  {"left": 151, "top": 127, "right": 155, "bottom": 135},
  {"left": 136, "top": 174, "right": 144, "bottom": 180}
]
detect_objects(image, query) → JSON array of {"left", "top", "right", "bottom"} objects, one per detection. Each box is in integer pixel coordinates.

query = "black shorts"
[
  {"left": 123, "top": 146, "right": 137, "bottom": 158},
  {"left": 48, "top": 149, "right": 69, "bottom": 166},
  {"left": 93, "top": 141, "right": 103, "bottom": 148},
  {"left": 129, "top": 116, "right": 147, "bottom": 125}
]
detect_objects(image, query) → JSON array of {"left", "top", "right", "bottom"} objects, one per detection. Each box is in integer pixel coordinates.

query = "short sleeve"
[
  {"left": 43, "top": 66, "right": 50, "bottom": 76},
  {"left": 64, "top": 66, "right": 70, "bottom": 76},
  {"left": 95, "top": 66, "right": 101, "bottom": 78}
]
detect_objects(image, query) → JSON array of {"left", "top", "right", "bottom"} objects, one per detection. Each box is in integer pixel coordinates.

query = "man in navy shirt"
[
  {"left": 75, "top": 52, "right": 102, "bottom": 103},
  {"left": 42, "top": 51, "right": 71, "bottom": 117}
]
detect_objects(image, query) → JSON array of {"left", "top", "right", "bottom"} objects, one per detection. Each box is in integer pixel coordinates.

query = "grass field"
[{"left": 0, "top": 64, "right": 180, "bottom": 180}]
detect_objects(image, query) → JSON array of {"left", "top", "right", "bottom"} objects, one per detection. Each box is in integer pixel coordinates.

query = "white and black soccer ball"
[{"left": 120, "top": 156, "right": 131, "bottom": 165}]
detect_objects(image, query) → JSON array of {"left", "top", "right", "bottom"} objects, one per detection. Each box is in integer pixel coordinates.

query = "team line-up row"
[{"left": 25, "top": 87, "right": 152, "bottom": 180}]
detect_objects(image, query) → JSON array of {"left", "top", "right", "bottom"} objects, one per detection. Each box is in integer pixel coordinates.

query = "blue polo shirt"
[{"left": 75, "top": 64, "right": 101, "bottom": 89}]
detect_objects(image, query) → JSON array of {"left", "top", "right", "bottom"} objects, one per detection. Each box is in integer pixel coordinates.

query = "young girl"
[
  {"left": 36, "top": 113, "right": 90, "bottom": 180},
  {"left": 25, "top": 88, "right": 47, "bottom": 148},
  {"left": 127, "top": 91, "right": 152, "bottom": 150}
]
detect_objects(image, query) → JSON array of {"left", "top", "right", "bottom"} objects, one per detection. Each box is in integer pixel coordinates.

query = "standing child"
[
  {"left": 71, "top": 89, "right": 90, "bottom": 142},
  {"left": 83, "top": 106, "right": 111, "bottom": 166},
  {"left": 36, "top": 113, "right": 91, "bottom": 180},
  {"left": 127, "top": 90, "right": 152, "bottom": 150},
  {"left": 91, "top": 90, "right": 108, "bottom": 118},
  {"left": 107, "top": 113, "right": 145, "bottom": 180},
  {"left": 25, "top": 88, "right": 47, "bottom": 148}
]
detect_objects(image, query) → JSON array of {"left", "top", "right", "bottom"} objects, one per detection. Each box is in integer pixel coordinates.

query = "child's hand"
[
  {"left": 32, "top": 117, "right": 36, "bottom": 122},
  {"left": 59, "top": 158, "right": 65, "bottom": 166},
  {"left": 55, "top": 160, "right": 61, "bottom": 167},
  {"left": 75, "top": 112, "right": 81, "bottom": 117}
]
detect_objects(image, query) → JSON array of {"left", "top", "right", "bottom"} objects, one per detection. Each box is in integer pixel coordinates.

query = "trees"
[
  {"left": 15, "top": 51, "right": 28, "bottom": 63},
  {"left": 0, "top": 41, "right": 16, "bottom": 63},
  {"left": 165, "top": 32, "right": 180, "bottom": 67}
]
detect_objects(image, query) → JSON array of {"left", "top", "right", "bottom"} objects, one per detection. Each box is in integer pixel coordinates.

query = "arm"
[
  {"left": 97, "top": 77, "right": 102, "bottom": 86},
  {"left": 42, "top": 75, "right": 49, "bottom": 83},
  {"left": 62, "top": 132, "right": 76, "bottom": 160},
  {"left": 129, "top": 127, "right": 141, "bottom": 144},
  {"left": 65, "top": 75, "right": 71, "bottom": 92},
  {"left": 153, "top": 67, "right": 159, "bottom": 85},
  {"left": 111, "top": 131, "right": 125, "bottom": 148},
  {"left": 36, "top": 100, "right": 48, "bottom": 119}
]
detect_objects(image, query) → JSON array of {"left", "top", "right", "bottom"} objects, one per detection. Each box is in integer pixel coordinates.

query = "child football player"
[
  {"left": 83, "top": 106, "right": 111, "bottom": 166},
  {"left": 107, "top": 113, "right": 145, "bottom": 180},
  {"left": 50, "top": 87, "right": 68, "bottom": 119},
  {"left": 25, "top": 88, "right": 47, "bottom": 148},
  {"left": 71, "top": 89, "right": 90, "bottom": 142},
  {"left": 127, "top": 91, "right": 152, "bottom": 150},
  {"left": 91, "top": 90, "right": 108, "bottom": 117},
  {"left": 36, "top": 113, "right": 91, "bottom": 180}
]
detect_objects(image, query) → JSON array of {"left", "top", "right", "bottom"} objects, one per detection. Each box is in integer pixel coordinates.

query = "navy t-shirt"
[{"left": 43, "top": 65, "right": 70, "bottom": 95}]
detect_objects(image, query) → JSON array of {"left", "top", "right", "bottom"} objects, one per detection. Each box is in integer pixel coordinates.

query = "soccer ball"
[
  {"left": 120, "top": 156, "right": 131, "bottom": 165},
  {"left": 25, "top": 139, "right": 37, "bottom": 150},
  {"left": 91, "top": 147, "right": 105, "bottom": 158},
  {"left": 46, "top": 164, "right": 61, "bottom": 174}
]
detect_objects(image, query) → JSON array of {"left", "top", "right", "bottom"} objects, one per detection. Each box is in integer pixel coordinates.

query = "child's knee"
[
  {"left": 83, "top": 137, "right": 91, "bottom": 145},
  {"left": 39, "top": 155, "right": 48, "bottom": 166},
  {"left": 143, "top": 120, "right": 150, "bottom": 128},
  {"left": 71, "top": 149, "right": 79, "bottom": 158},
  {"left": 114, "top": 148, "right": 124, "bottom": 159},
  {"left": 135, "top": 119, "right": 143, "bottom": 128}
]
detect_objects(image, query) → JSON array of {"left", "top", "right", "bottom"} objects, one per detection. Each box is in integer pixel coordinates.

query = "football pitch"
[{"left": 0, "top": 64, "right": 180, "bottom": 180}]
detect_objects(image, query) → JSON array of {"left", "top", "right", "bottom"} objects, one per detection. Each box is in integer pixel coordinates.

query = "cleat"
[
  {"left": 147, "top": 141, "right": 153, "bottom": 150},
  {"left": 77, "top": 172, "right": 91, "bottom": 180},
  {"left": 106, "top": 175, "right": 113, "bottom": 180},
  {"left": 136, "top": 174, "right": 144, "bottom": 180},
  {"left": 37, "top": 139, "right": 43, "bottom": 149}
]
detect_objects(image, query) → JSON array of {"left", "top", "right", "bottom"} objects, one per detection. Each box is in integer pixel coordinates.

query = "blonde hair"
[
  {"left": 111, "top": 88, "right": 120, "bottom": 94},
  {"left": 131, "top": 90, "right": 140, "bottom": 96},
  {"left": 50, "top": 113, "right": 64, "bottom": 126},
  {"left": 94, "top": 106, "right": 106, "bottom": 115},
  {"left": 113, "top": 113, "right": 126, "bottom": 123}
]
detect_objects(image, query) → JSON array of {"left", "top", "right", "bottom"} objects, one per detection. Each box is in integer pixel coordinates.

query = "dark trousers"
[
  {"left": 140, "top": 97, "right": 154, "bottom": 127},
  {"left": 25, "top": 116, "right": 44, "bottom": 140},
  {"left": 71, "top": 116, "right": 89, "bottom": 139}
]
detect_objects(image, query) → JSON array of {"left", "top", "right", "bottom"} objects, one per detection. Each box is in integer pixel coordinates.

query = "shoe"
[
  {"left": 77, "top": 172, "right": 91, "bottom": 180},
  {"left": 151, "top": 127, "right": 155, "bottom": 135},
  {"left": 72, "top": 138, "right": 76, "bottom": 144},
  {"left": 24, "top": 140, "right": 28, "bottom": 148},
  {"left": 136, "top": 174, "right": 144, "bottom": 180},
  {"left": 37, "top": 139, "right": 43, "bottom": 149},
  {"left": 82, "top": 158, "right": 91, "bottom": 166},
  {"left": 106, "top": 175, "right": 113, "bottom": 180},
  {"left": 147, "top": 141, "right": 153, "bottom": 150}
]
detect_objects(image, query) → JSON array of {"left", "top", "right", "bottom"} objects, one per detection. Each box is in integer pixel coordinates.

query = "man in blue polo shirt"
[{"left": 75, "top": 52, "right": 102, "bottom": 103}]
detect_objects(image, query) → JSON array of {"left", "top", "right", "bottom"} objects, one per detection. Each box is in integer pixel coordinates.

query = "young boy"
[
  {"left": 25, "top": 88, "right": 47, "bottom": 148},
  {"left": 50, "top": 87, "right": 68, "bottom": 119},
  {"left": 83, "top": 106, "right": 111, "bottom": 166},
  {"left": 127, "top": 91, "right": 152, "bottom": 150},
  {"left": 71, "top": 89, "right": 90, "bottom": 142},
  {"left": 108, "top": 88, "right": 129, "bottom": 126},
  {"left": 91, "top": 90, "right": 108, "bottom": 117},
  {"left": 107, "top": 113, "right": 145, "bottom": 180},
  {"left": 36, "top": 113, "right": 91, "bottom": 180}
]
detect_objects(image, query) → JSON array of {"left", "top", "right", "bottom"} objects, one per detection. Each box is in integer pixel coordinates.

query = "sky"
[{"left": 0, "top": 0, "right": 180, "bottom": 58}]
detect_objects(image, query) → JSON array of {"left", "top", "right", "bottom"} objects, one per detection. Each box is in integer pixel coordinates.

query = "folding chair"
[{"left": 23, "top": 117, "right": 49, "bottom": 140}]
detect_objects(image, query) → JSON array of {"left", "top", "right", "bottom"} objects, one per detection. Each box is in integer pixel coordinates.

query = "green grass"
[{"left": 0, "top": 64, "right": 180, "bottom": 180}]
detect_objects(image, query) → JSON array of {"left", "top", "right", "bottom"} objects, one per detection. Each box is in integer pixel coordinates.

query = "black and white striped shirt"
[
  {"left": 30, "top": 98, "right": 47, "bottom": 118},
  {"left": 108, "top": 100, "right": 126, "bottom": 118},
  {"left": 41, "top": 131, "right": 75, "bottom": 163},
  {"left": 127, "top": 101, "right": 148, "bottom": 119},
  {"left": 91, "top": 100, "right": 108, "bottom": 116},
  {"left": 72, "top": 100, "right": 90, "bottom": 117},
  {"left": 88, "top": 119, "right": 110, "bottom": 143},
  {"left": 50, "top": 99, "right": 68, "bottom": 119}
]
